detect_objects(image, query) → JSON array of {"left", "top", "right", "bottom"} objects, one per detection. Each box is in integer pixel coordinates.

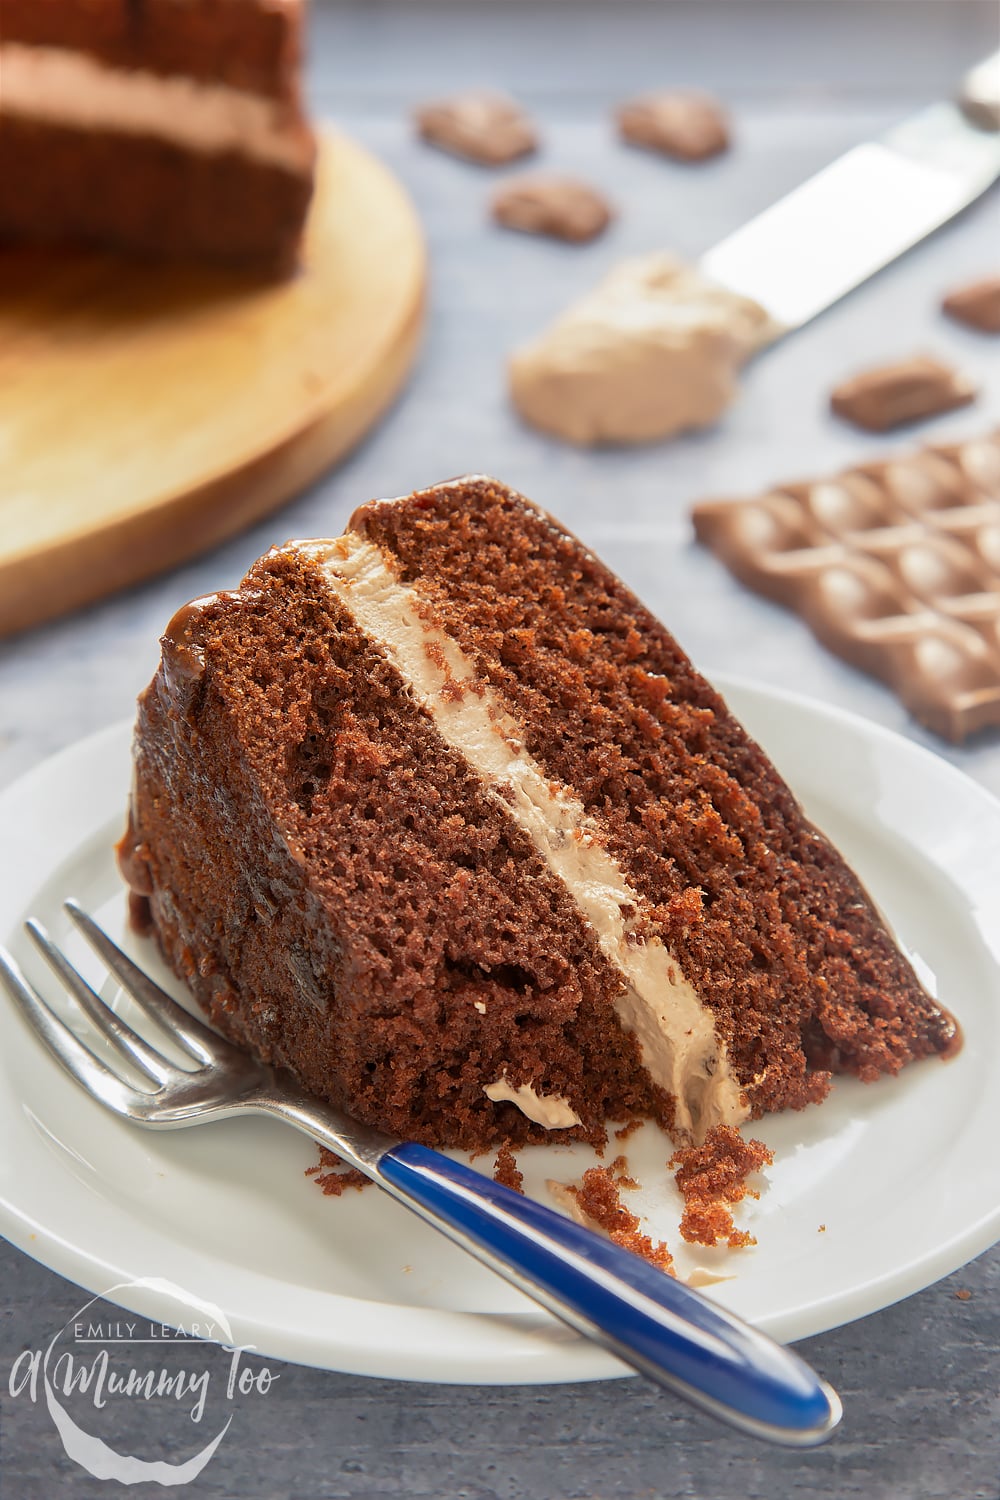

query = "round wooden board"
[{"left": 0, "top": 131, "right": 426, "bottom": 638}]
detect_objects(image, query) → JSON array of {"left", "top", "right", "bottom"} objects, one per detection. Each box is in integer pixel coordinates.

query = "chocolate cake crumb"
[
  {"left": 566, "top": 1167, "right": 675, "bottom": 1274},
  {"left": 614, "top": 1119, "right": 643, "bottom": 1142},
  {"left": 610, "top": 1155, "right": 639, "bottom": 1190},
  {"left": 306, "top": 1146, "right": 371, "bottom": 1197},
  {"left": 493, "top": 1142, "right": 524, "bottom": 1194},
  {"left": 670, "top": 1125, "right": 772, "bottom": 1249}
]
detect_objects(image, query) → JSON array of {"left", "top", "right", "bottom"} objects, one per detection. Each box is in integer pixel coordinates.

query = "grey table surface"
[{"left": 2, "top": 3, "right": 1000, "bottom": 1497}]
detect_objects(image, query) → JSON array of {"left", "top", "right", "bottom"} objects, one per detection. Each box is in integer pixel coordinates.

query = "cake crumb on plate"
[{"left": 670, "top": 1125, "right": 772, "bottom": 1249}]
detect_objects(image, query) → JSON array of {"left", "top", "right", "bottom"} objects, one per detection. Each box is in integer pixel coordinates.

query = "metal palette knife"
[{"left": 701, "top": 50, "right": 1000, "bottom": 333}]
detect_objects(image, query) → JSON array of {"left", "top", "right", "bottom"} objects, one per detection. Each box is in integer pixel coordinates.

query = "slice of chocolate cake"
[
  {"left": 119, "top": 477, "right": 958, "bottom": 1150},
  {"left": 0, "top": 0, "right": 315, "bottom": 273}
]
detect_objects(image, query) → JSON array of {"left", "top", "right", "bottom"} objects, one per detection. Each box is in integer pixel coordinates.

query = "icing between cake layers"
[
  {"left": 0, "top": 43, "right": 312, "bottom": 171},
  {"left": 298, "top": 533, "right": 750, "bottom": 1139}
]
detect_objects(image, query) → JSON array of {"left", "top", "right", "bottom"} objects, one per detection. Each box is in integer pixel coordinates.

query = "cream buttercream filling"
[
  {"left": 298, "top": 533, "right": 749, "bottom": 1139},
  {"left": 0, "top": 43, "right": 311, "bottom": 172},
  {"left": 509, "top": 253, "right": 780, "bottom": 447},
  {"left": 484, "top": 1078, "right": 583, "bottom": 1130}
]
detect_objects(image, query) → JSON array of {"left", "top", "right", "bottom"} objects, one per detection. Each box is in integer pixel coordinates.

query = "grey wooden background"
[{"left": 2, "top": 3, "right": 999, "bottom": 1497}]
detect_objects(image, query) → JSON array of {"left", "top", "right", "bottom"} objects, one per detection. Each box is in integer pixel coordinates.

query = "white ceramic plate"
[{"left": 1, "top": 676, "right": 999, "bottom": 1385}]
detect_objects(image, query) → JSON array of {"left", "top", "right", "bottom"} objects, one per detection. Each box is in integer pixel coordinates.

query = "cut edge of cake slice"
[{"left": 118, "top": 475, "right": 960, "bottom": 1151}]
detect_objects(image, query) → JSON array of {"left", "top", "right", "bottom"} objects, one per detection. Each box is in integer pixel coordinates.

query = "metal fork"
[{"left": 0, "top": 900, "right": 841, "bottom": 1447}]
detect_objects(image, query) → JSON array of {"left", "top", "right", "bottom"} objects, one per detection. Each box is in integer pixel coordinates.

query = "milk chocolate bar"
[
  {"left": 830, "top": 356, "right": 976, "bottom": 432},
  {"left": 692, "top": 431, "right": 1000, "bottom": 741}
]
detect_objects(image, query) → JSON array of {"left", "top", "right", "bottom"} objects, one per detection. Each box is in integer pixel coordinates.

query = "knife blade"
[{"left": 700, "top": 50, "right": 1000, "bottom": 333}]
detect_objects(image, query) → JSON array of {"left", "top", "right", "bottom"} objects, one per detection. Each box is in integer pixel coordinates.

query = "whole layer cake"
[
  {"left": 118, "top": 477, "right": 958, "bottom": 1149},
  {"left": 0, "top": 0, "right": 315, "bottom": 272}
]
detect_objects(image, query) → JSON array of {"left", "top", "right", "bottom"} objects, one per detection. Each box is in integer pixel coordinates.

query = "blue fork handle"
[{"left": 379, "top": 1143, "right": 840, "bottom": 1446}]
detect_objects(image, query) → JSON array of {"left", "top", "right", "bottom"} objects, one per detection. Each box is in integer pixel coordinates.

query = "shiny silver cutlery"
[
  {"left": 702, "top": 49, "right": 1000, "bottom": 332},
  {"left": 0, "top": 900, "right": 842, "bottom": 1447}
]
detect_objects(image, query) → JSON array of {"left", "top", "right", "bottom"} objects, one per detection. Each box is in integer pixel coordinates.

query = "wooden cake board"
[{"left": 0, "top": 131, "right": 426, "bottom": 638}]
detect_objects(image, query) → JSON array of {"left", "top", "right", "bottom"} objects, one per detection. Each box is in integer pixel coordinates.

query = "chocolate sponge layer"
[
  {"left": 123, "top": 546, "right": 660, "bottom": 1149},
  {"left": 122, "top": 477, "right": 957, "bottom": 1153},
  {"left": 2, "top": 1, "right": 304, "bottom": 97},
  {"left": 353, "top": 477, "right": 956, "bottom": 1116},
  {"left": 0, "top": 119, "right": 312, "bottom": 271}
]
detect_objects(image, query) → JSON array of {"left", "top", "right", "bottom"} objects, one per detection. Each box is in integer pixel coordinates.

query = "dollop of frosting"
[
  {"left": 508, "top": 252, "right": 778, "bottom": 446},
  {"left": 484, "top": 1077, "right": 582, "bottom": 1129}
]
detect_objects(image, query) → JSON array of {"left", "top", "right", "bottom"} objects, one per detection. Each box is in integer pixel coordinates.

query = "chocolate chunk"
[
  {"left": 492, "top": 175, "right": 612, "bottom": 243},
  {"left": 942, "top": 275, "right": 1000, "bottom": 335},
  {"left": 414, "top": 92, "right": 538, "bottom": 166},
  {"left": 617, "top": 92, "right": 729, "bottom": 161},
  {"left": 692, "top": 430, "right": 1000, "bottom": 742},
  {"left": 830, "top": 356, "right": 976, "bottom": 432}
]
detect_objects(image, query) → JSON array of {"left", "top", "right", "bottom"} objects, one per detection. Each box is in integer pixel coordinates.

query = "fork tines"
[{"left": 0, "top": 902, "right": 227, "bottom": 1122}]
